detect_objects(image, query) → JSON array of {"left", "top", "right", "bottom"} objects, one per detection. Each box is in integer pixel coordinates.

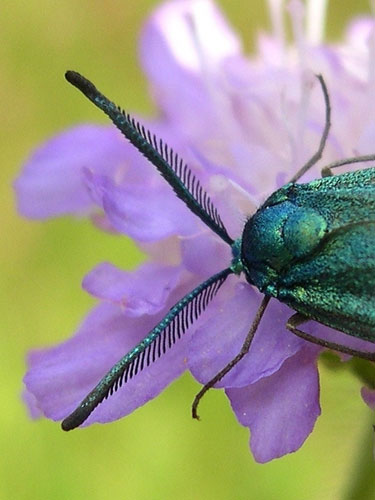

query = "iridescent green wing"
[
  {"left": 290, "top": 167, "right": 375, "bottom": 228},
  {"left": 278, "top": 168, "right": 375, "bottom": 342}
]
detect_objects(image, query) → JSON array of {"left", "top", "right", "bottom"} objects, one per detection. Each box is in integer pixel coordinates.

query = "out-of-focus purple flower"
[
  {"left": 15, "top": 0, "right": 375, "bottom": 462},
  {"left": 361, "top": 387, "right": 375, "bottom": 410}
]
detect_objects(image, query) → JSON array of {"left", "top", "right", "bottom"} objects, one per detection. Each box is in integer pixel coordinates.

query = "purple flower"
[{"left": 15, "top": 0, "right": 375, "bottom": 462}]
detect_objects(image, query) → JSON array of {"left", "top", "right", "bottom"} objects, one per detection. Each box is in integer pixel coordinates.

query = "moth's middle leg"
[{"left": 286, "top": 313, "right": 375, "bottom": 361}]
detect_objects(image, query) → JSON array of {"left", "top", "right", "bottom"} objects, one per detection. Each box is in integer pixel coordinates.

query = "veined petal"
[
  {"left": 226, "top": 346, "right": 321, "bottom": 463},
  {"left": 188, "top": 283, "right": 304, "bottom": 388},
  {"left": 82, "top": 261, "right": 182, "bottom": 316},
  {"left": 181, "top": 232, "right": 231, "bottom": 278},
  {"left": 140, "top": 0, "right": 241, "bottom": 82},
  {"left": 139, "top": 0, "right": 243, "bottom": 143},
  {"left": 15, "top": 125, "right": 128, "bottom": 218},
  {"left": 24, "top": 301, "right": 190, "bottom": 425},
  {"left": 22, "top": 389, "right": 43, "bottom": 419},
  {"left": 101, "top": 180, "right": 197, "bottom": 242}
]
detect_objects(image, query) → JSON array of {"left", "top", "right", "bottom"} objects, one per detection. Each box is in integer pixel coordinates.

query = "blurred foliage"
[{"left": 1, "top": 1, "right": 374, "bottom": 499}]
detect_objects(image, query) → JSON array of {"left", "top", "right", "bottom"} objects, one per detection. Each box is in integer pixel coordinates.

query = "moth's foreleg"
[
  {"left": 191, "top": 295, "right": 271, "bottom": 421},
  {"left": 286, "top": 313, "right": 375, "bottom": 361}
]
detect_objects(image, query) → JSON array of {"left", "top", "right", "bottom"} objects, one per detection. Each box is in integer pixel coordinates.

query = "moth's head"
[
  {"left": 241, "top": 198, "right": 327, "bottom": 292},
  {"left": 241, "top": 201, "right": 294, "bottom": 280}
]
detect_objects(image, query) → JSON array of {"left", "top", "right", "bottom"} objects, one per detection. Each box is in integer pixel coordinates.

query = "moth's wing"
[
  {"left": 278, "top": 222, "right": 375, "bottom": 342},
  {"left": 266, "top": 167, "right": 375, "bottom": 341},
  {"left": 291, "top": 167, "right": 375, "bottom": 228}
]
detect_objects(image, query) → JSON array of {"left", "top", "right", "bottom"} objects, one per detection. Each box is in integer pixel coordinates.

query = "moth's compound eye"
[{"left": 283, "top": 208, "right": 327, "bottom": 259}]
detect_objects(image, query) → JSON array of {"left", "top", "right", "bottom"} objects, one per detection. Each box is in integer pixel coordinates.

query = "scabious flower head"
[{"left": 15, "top": 0, "right": 375, "bottom": 463}]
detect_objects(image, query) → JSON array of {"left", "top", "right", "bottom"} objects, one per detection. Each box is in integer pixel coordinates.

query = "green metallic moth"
[{"left": 61, "top": 71, "right": 375, "bottom": 431}]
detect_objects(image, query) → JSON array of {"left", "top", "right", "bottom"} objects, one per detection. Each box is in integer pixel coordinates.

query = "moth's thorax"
[{"left": 241, "top": 185, "right": 327, "bottom": 294}]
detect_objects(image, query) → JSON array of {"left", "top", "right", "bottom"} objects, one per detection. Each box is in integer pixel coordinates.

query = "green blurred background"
[{"left": 2, "top": 1, "right": 375, "bottom": 499}]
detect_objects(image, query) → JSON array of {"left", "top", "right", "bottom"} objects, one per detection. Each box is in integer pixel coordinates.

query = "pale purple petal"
[
  {"left": 181, "top": 232, "right": 230, "bottom": 277},
  {"left": 24, "top": 301, "right": 190, "bottom": 424},
  {"left": 226, "top": 346, "right": 321, "bottom": 463},
  {"left": 140, "top": 0, "right": 241, "bottom": 86},
  {"left": 207, "top": 173, "right": 256, "bottom": 237},
  {"left": 190, "top": 147, "right": 258, "bottom": 217},
  {"left": 361, "top": 387, "right": 375, "bottom": 410},
  {"left": 15, "top": 125, "right": 128, "bottom": 218},
  {"left": 101, "top": 180, "right": 197, "bottom": 241},
  {"left": 139, "top": 236, "right": 181, "bottom": 266},
  {"left": 299, "top": 322, "right": 375, "bottom": 355},
  {"left": 139, "top": 0, "right": 242, "bottom": 140},
  {"left": 188, "top": 283, "right": 305, "bottom": 388},
  {"left": 89, "top": 213, "right": 119, "bottom": 234},
  {"left": 345, "top": 18, "right": 375, "bottom": 53},
  {"left": 82, "top": 261, "right": 182, "bottom": 316},
  {"left": 22, "top": 389, "right": 42, "bottom": 419}
]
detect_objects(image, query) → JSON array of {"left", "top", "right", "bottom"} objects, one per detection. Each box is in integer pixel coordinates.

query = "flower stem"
[{"left": 342, "top": 417, "right": 375, "bottom": 500}]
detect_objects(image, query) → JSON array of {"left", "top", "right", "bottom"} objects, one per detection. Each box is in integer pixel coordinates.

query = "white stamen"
[
  {"left": 368, "top": 3, "right": 375, "bottom": 85},
  {"left": 286, "top": 3, "right": 315, "bottom": 171},
  {"left": 266, "top": 0, "right": 285, "bottom": 47},
  {"left": 366, "top": 4, "right": 375, "bottom": 116},
  {"left": 288, "top": 0, "right": 306, "bottom": 65},
  {"left": 160, "top": 0, "right": 240, "bottom": 73},
  {"left": 306, "top": 0, "right": 328, "bottom": 44},
  {"left": 280, "top": 91, "right": 297, "bottom": 170},
  {"left": 368, "top": 27, "right": 375, "bottom": 89},
  {"left": 185, "top": 4, "right": 248, "bottom": 169}
]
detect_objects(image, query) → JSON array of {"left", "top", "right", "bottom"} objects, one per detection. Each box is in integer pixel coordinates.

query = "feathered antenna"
[
  {"left": 65, "top": 71, "right": 234, "bottom": 246},
  {"left": 61, "top": 267, "right": 232, "bottom": 430}
]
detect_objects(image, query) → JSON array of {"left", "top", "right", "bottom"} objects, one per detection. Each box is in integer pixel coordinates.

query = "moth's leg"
[
  {"left": 321, "top": 154, "right": 375, "bottom": 177},
  {"left": 289, "top": 75, "right": 331, "bottom": 183},
  {"left": 287, "top": 313, "right": 375, "bottom": 361},
  {"left": 191, "top": 295, "right": 271, "bottom": 420}
]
